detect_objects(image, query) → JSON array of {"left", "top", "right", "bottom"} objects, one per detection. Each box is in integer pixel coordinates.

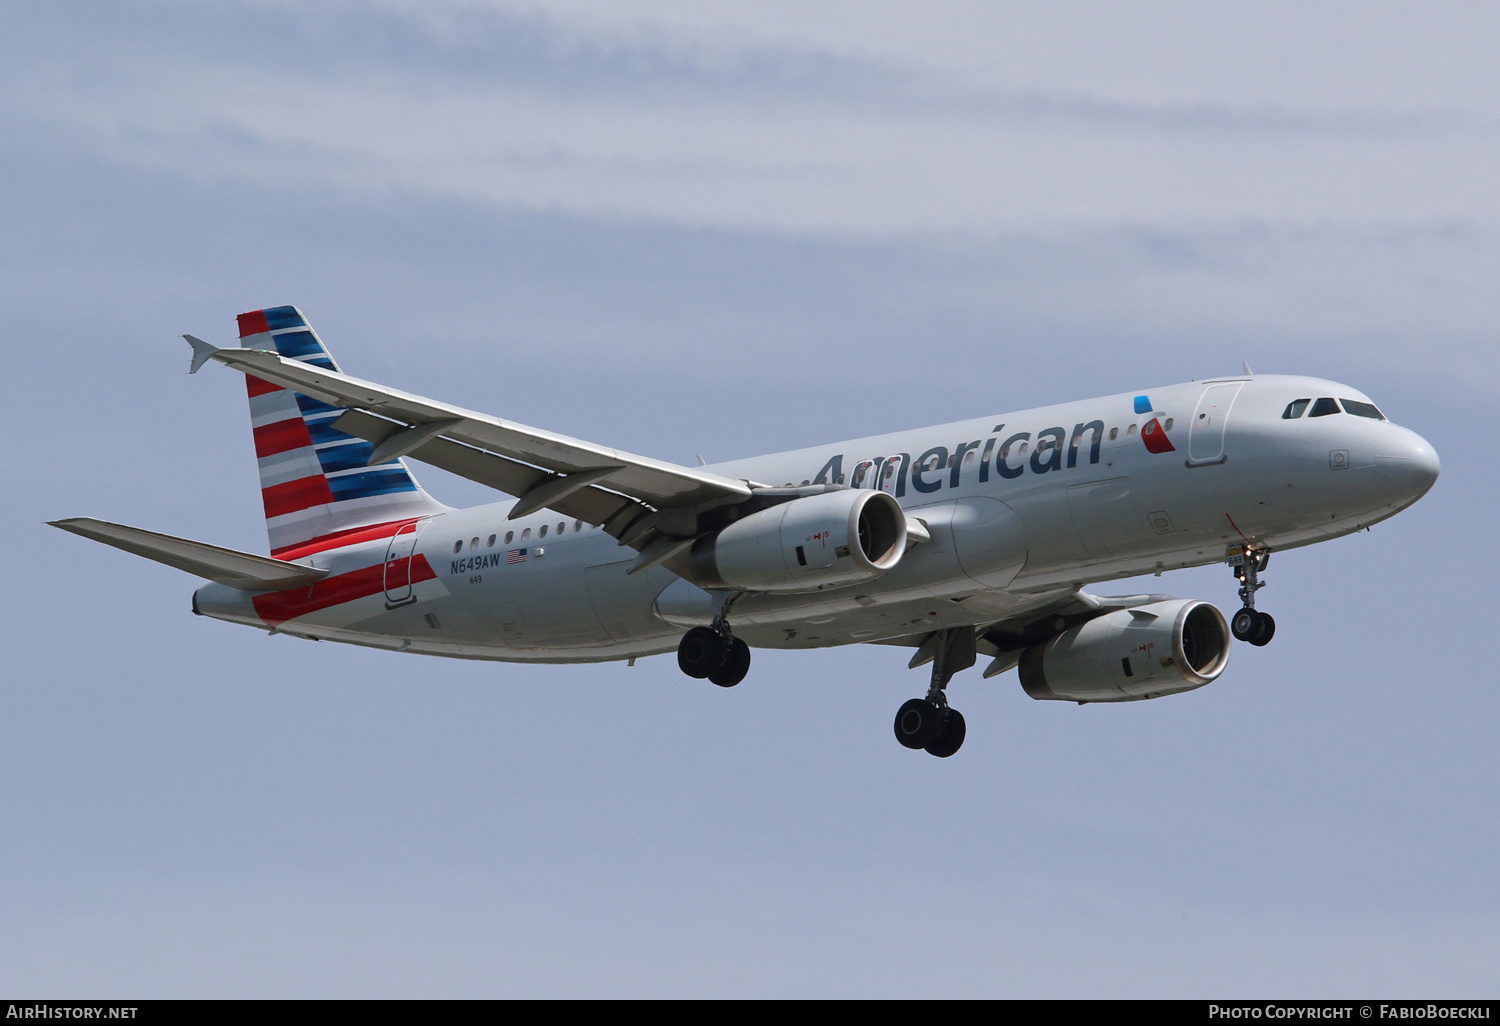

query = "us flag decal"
[{"left": 507, "top": 549, "right": 528, "bottom": 564}]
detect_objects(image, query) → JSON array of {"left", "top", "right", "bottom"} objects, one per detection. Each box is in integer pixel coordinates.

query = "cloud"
[
  {"left": 3, "top": 1, "right": 1496, "bottom": 233},
  {"left": 9, "top": 0, "right": 1476, "bottom": 128}
]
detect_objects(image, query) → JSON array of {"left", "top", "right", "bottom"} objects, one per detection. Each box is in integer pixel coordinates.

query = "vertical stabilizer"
[{"left": 240, "top": 306, "right": 448, "bottom": 556}]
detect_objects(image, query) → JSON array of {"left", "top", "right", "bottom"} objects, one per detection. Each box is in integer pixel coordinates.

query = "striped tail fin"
[{"left": 240, "top": 306, "right": 448, "bottom": 556}]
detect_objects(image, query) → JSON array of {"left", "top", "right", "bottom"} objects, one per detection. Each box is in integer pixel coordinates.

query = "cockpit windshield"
[
  {"left": 1283, "top": 396, "right": 1386, "bottom": 420},
  {"left": 1340, "top": 399, "right": 1386, "bottom": 420}
]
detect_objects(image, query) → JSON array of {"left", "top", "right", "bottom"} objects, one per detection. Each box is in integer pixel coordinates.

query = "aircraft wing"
[
  {"left": 49, "top": 517, "right": 330, "bottom": 591},
  {"left": 875, "top": 589, "right": 1176, "bottom": 678},
  {"left": 191, "top": 338, "right": 755, "bottom": 546}
]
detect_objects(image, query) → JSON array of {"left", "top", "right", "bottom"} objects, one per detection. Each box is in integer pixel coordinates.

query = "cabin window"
[
  {"left": 1341, "top": 399, "right": 1385, "bottom": 420},
  {"left": 452, "top": 541, "right": 462, "bottom": 553},
  {"left": 1283, "top": 399, "right": 1311, "bottom": 419},
  {"left": 1164, "top": 418, "right": 1174, "bottom": 431},
  {"left": 538, "top": 524, "right": 548, "bottom": 538},
  {"left": 1127, "top": 424, "right": 1136, "bottom": 436},
  {"left": 521, "top": 528, "right": 531, "bottom": 540},
  {"left": 557, "top": 522, "right": 566, "bottom": 535},
  {"left": 486, "top": 534, "right": 496, "bottom": 547},
  {"left": 470, "top": 537, "right": 479, "bottom": 550},
  {"left": 1309, "top": 397, "right": 1341, "bottom": 417},
  {"left": 963, "top": 450, "right": 975, "bottom": 465},
  {"left": 1108, "top": 427, "right": 1119, "bottom": 441},
  {"left": 574, "top": 520, "right": 583, "bottom": 532},
  {"left": 505, "top": 531, "right": 514, "bottom": 544}
]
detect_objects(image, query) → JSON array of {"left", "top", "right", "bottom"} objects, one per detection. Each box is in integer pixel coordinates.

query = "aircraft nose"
[{"left": 1373, "top": 426, "right": 1441, "bottom": 500}]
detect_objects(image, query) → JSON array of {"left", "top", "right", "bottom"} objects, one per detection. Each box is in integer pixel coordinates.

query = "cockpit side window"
[
  {"left": 1340, "top": 399, "right": 1385, "bottom": 420},
  {"left": 1309, "top": 397, "right": 1341, "bottom": 417},
  {"left": 1282, "top": 399, "right": 1311, "bottom": 419}
]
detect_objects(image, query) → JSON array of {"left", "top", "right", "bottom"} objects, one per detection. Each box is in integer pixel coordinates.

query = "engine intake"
[
  {"left": 690, "top": 489, "right": 906, "bottom": 593},
  {"left": 1018, "top": 599, "right": 1230, "bottom": 702}
]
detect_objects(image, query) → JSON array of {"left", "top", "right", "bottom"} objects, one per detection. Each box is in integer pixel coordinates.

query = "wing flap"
[
  {"left": 49, "top": 517, "right": 330, "bottom": 591},
  {"left": 333, "top": 410, "right": 656, "bottom": 535}
]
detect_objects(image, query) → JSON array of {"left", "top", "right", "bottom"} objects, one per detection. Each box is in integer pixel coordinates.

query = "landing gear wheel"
[
  {"left": 1232, "top": 607, "right": 1276, "bottom": 645},
  {"left": 924, "top": 709, "right": 966, "bottom": 758},
  {"left": 678, "top": 626, "right": 726, "bottom": 679},
  {"left": 894, "top": 698, "right": 945, "bottom": 750},
  {"left": 708, "top": 637, "right": 751, "bottom": 687},
  {"left": 1248, "top": 611, "right": 1276, "bottom": 647}
]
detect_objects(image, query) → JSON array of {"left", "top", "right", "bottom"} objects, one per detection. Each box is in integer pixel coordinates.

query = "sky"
[{"left": 2, "top": 0, "right": 1497, "bottom": 997}]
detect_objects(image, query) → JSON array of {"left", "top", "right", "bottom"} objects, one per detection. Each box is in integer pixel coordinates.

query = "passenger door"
[
  {"left": 1187, "top": 383, "right": 1243, "bottom": 465},
  {"left": 382, "top": 520, "right": 423, "bottom": 606}
]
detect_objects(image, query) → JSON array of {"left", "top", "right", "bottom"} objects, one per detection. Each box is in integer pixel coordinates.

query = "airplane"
[{"left": 50, "top": 306, "right": 1440, "bottom": 758}]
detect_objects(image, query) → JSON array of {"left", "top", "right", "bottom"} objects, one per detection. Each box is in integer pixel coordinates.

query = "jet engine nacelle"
[
  {"left": 689, "top": 489, "right": 907, "bottom": 593},
  {"left": 1018, "top": 599, "right": 1231, "bottom": 703}
]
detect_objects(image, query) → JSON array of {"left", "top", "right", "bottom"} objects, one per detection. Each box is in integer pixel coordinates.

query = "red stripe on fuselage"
[
  {"left": 252, "top": 554, "right": 437, "bottom": 628},
  {"left": 237, "top": 309, "right": 271, "bottom": 337},
  {"left": 253, "top": 417, "right": 314, "bottom": 458},
  {"left": 246, "top": 374, "right": 282, "bottom": 397},
  {"left": 272, "top": 518, "right": 421, "bottom": 560},
  {"left": 262, "top": 475, "right": 335, "bottom": 519}
]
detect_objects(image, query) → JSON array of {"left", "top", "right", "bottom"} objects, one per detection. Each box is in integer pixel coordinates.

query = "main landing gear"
[
  {"left": 1228, "top": 546, "right": 1276, "bottom": 647},
  {"left": 677, "top": 598, "right": 751, "bottom": 687},
  {"left": 894, "top": 627, "right": 973, "bottom": 758}
]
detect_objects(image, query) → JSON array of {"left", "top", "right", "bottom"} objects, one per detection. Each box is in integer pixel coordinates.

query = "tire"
[
  {"left": 924, "top": 709, "right": 966, "bottom": 759},
  {"left": 1249, "top": 611, "right": 1276, "bottom": 647},
  {"left": 677, "top": 626, "right": 725, "bottom": 679},
  {"left": 708, "top": 637, "right": 751, "bottom": 687},
  {"left": 894, "top": 698, "right": 945, "bottom": 750},
  {"left": 1231, "top": 607, "right": 1258, "bottom": 642}
]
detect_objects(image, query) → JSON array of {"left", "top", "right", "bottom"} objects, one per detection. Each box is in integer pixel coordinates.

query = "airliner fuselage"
[{"left": 193, "top": 374, "right": 1435, "bottom": 661}]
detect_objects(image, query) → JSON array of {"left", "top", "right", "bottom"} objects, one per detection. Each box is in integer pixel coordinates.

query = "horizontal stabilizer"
[{"left": 48, "top": 517, "right": 330, "bottom": 591}]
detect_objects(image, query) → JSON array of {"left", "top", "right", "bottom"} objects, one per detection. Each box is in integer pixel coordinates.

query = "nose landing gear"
[
  {"left": 894, "top": 627, "right": 974, "bottom": 757},
  {"left": 677, "top": 596, "right": 751, "bottom": 687},
  {"left": 1228, "top": 546, "right": 1276, "bottom": 646}
]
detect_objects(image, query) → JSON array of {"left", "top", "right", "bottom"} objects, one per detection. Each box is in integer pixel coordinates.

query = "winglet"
[
  {"left": 1241, "top": 361, "right": 1253, "bottom": 377},
  {"left": 185, "top": 334, "right": 219, "bottom": 374}
]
